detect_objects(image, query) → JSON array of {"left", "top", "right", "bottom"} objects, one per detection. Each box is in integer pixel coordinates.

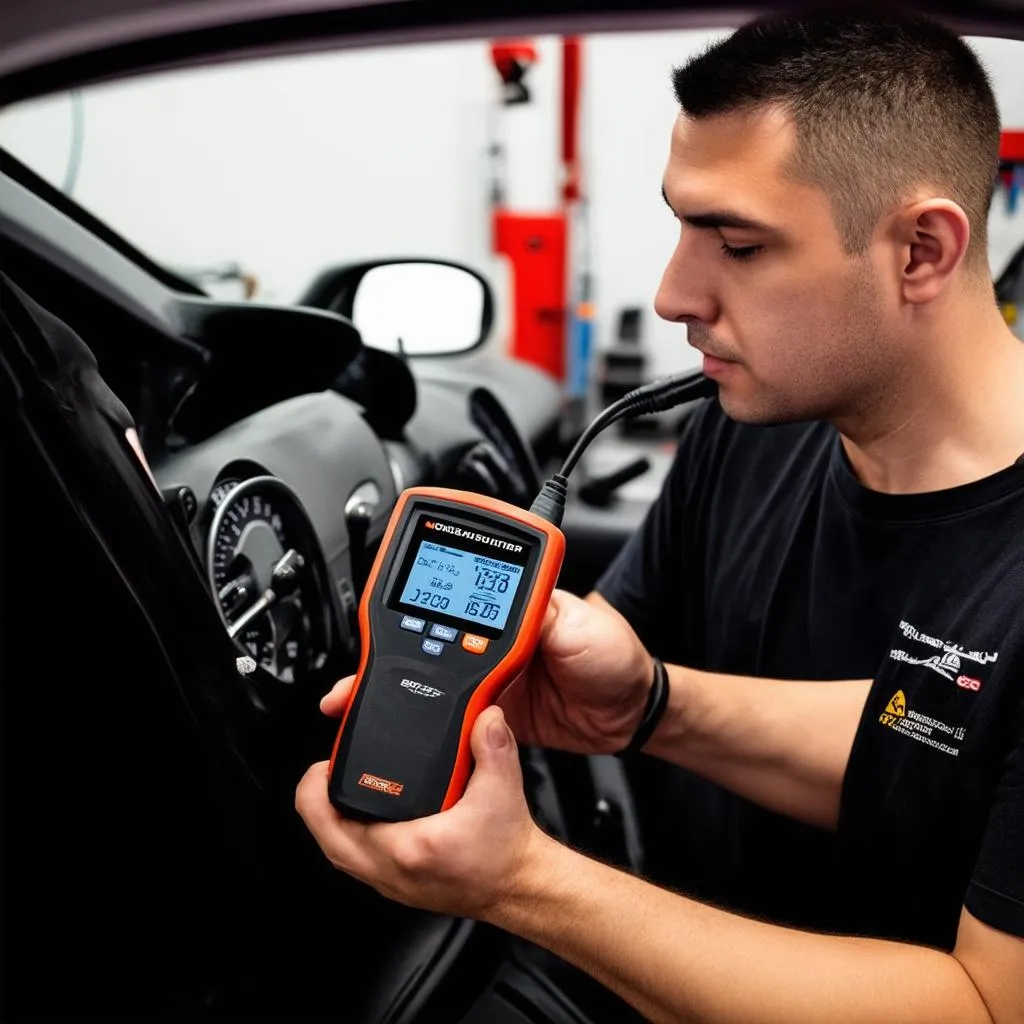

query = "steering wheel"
[{"left": 463, "top": 386, "right": 543, "bottom": 508}]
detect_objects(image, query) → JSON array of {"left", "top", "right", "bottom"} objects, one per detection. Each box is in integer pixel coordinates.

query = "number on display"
[
  {"left": 474, "top": 569, "right": 510, "bottom": 593},
  {"left": 465, "top": 599, "right": 500, "bottom": 621}
]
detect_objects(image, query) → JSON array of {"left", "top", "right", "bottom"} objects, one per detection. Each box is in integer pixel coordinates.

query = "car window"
[{"left": 0, "top": 30, "right": 1021, "bottom": 349}]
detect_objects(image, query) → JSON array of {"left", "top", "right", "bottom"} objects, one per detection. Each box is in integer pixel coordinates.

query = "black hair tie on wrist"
[{"left": 617, "top": 658, "right": 669, "bottom": 757}]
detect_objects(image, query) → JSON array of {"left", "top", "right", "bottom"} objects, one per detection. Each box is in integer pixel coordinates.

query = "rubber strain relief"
[{"left": 529, "top": 474, "right": 568, "bottom": 527}]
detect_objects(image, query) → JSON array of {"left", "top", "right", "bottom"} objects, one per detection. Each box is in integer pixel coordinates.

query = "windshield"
[{"left": 1, "top": 30, "right": 1022, "bottom": 338}]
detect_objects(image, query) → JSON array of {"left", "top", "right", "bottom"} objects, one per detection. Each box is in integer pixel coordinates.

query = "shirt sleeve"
[
  {"left": 964, "top": 707, "right": 1024, "bottom": 938},
  {"left": 0, "top": 272, "right": 134, "bottom": 432},
  {"left": 595, "top": 399, "right": 715, "bottom": 656}
]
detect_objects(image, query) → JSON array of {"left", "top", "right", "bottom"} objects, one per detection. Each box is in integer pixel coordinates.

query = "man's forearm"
[
  {"left": 644, "top": 666, "right": 871, "bottom": 830},
  {"left": 491, "top": 834, "right": 991, "bottom": 1024},
  {"left": 582, "top": 592, "right": 869, "bottom": 829}
]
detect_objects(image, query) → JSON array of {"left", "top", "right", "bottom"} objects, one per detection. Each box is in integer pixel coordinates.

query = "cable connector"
[
  {"left": 529, "top": 473, "right": 568, "bottom": 528},
  {"left": 621, "top": 372, "right": 718, "bottom": 413}
]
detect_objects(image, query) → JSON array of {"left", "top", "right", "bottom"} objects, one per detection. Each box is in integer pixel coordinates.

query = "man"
[{"left": 297, "top": 12, "right": 1024, "bottom": 1021}]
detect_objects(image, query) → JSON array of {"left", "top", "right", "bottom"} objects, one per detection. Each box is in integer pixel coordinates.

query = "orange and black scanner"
[{"left": 328, "top": 487, "right": 564, "bottom": 822}]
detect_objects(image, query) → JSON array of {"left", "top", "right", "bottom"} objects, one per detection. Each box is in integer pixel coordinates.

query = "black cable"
[
  {"left": 557, "top": 370, "right": 714, "bottom": 480},
  {"left": 529, "top": 370, "right": 717, "bottom": 526}
]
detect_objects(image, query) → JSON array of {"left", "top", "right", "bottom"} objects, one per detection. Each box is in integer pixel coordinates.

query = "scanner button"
[
  {"left": 400, "top": 615, "right": 426, "bottom": 634},
  {"left": 428, "top": 624, "right": 458, "bottom": 643},
  {"left": 462, "top": 634, "right": 489, "bottom": 655},
  {"left": 421, "top": 638, "right": 445, "bottom": 657}
]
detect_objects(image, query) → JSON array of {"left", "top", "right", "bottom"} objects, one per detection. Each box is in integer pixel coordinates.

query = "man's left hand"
[{"left": 295, "top": 678, "right": 542, "bottom": 919}]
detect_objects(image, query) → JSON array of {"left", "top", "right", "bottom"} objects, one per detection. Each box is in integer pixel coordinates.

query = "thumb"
[
  {"left": 320, "top": 675, "right": 355, "bottom": 717},
  {"left": 540, "top": 589, "right": 594, "bottom": 658},
  {"left": 462, "top": 706, "right": 521, "bottom": 802}
]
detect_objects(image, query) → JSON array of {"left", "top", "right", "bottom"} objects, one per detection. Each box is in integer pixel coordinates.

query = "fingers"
[
  {"left": 320, "top": 675, "right": 355, "bottom": 717},
  {"left": 296, "top": 722, "right": 537, "bottom": 920},
  {"left": 461, "top": 706, "right": 523, "bottom": 807},
  {"left": 294, "top": 760, "right": 375, "bottom": 879}
]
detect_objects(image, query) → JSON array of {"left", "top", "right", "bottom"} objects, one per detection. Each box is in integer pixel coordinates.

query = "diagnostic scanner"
[{"left": 328, "top": 488, "right": 563, "bottom": 821}]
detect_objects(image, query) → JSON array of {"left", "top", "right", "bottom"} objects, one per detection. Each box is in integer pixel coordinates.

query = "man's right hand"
[{"left": 496, "top": 590, "right": 654, "bottom": 755}]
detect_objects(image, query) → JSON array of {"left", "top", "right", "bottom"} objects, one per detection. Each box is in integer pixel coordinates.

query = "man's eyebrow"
[{"left": 660, "top": 185, "right": 772, "bottom": 232}]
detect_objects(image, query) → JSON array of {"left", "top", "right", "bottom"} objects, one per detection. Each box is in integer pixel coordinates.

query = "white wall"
[
  {"left": 1, "top": 28, "right": 1022, "bottom": 379},
  {"left": 585, "top": 30, "right": 731, "bottom": 377},
  {"left": 0, "top": 39, "right": 560, "bottom": 316}
]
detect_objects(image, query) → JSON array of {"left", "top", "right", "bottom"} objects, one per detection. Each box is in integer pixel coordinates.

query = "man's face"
[{"left": 656, "top": 107, "right": 895, "bottom": 425}]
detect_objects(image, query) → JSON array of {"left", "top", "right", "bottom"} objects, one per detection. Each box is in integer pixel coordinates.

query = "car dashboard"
[{"left": 156, "top": 390, "right": 398, "bottom": 683}]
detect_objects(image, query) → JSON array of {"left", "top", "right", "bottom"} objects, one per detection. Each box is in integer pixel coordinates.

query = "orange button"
[{"left": 462, "top": 633, "right": 489, "bottom": 655}]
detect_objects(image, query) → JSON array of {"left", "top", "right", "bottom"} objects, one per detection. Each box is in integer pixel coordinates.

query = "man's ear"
[{"left": 889, "top": 199, "right": 971, "bottom": 304}]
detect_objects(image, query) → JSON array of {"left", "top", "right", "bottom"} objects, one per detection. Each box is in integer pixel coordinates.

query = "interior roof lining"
[{"left": 2, "top": 1, "right": 1021, "bottom": 110}]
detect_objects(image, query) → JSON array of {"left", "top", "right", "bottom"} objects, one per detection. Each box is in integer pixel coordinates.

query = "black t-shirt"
[
  {"left": 597, "top": 397, "right": 1024, "bottom": 950},
  {"left": 0, "top": 272, "right": 134, "bottom": 432}
]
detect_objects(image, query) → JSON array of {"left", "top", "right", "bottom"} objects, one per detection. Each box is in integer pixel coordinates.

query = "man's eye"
[{"left": 720, "top": 242, "right": 763, "bottom": 262}]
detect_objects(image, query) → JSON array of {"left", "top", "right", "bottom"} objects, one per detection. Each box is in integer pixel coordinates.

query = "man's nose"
[{"left": 654, "top": 237, "right": 718, "bottom": 325}]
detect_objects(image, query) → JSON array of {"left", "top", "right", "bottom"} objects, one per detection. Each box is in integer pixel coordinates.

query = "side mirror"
[{"left": 298, "top": 258, "right": 493, "bottom": 357}]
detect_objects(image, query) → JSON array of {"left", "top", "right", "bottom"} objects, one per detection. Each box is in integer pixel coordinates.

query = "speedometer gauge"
[
  {"left": 207, "top": 476, "right": 332, "bottom": 683},
  {"left": 209, "top": 478, "right": 241, "bottom": 508}
]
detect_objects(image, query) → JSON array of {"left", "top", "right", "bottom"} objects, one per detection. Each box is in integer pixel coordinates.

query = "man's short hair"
[{"left": 673, "top": 13, "right": 1001, "bottom": 270}]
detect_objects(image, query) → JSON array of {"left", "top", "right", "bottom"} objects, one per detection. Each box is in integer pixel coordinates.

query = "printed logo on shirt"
[
  {"left": 887, "top": 620, "right": 997, "bottom": 686},
  {"left": 882, "top": 691, "right": 906, "bottom": 718},
  {"left": 878, "top": 689, "right": 966, "bottom": 757}
]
